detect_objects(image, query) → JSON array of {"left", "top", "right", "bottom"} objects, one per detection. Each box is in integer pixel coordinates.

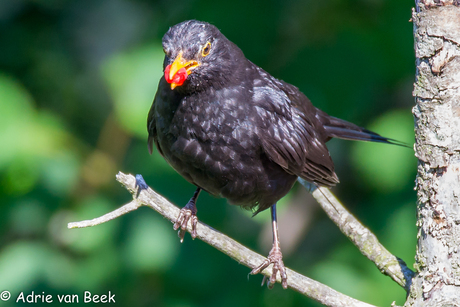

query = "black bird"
[{"left": 147, "top": 20, "right": 401, "bottom": 288}]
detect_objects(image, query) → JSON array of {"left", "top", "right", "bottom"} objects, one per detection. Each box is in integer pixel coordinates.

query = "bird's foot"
[
  {"left": 173, "top": 199, "right": 198, "bottom": 243},
  {"left": 251, "top": 245, "right": 288, "bottom": 289}
]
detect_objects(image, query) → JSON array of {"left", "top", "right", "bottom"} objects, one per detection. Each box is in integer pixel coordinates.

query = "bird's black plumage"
[{"left": 147, "top": 20, "right": 401, "bottom": 288}]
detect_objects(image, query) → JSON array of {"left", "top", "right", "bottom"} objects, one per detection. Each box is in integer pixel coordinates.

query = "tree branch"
[
  {"left": 298, "top": 179, "right": 415, "bottom": 292},
  {"left": 68, "top": 172, "right": 378, "bottom": 307}
]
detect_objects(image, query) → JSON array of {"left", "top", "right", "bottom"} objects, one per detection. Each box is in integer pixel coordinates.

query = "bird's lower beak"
[{"left": 165, "top": 53, "right": 200, "bottom": 90}]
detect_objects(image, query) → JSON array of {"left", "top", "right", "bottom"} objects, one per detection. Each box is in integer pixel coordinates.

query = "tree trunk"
[{"left": 408, "top": 2, "right": 460, "bottom": 306}]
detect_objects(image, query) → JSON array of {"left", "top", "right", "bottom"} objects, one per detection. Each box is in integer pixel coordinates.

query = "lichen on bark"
[{"left": 408, "top": 2, "right": 460, "bottom": 306}]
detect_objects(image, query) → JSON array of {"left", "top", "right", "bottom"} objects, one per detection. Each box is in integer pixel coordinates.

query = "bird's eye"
[{"left": 201, "top": 41, "right": 211, "bottom": 57}]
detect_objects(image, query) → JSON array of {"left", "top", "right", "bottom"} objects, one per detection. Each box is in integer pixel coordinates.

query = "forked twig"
[{"left": 68, "top": 172, "right": 411, "bottom": 306}]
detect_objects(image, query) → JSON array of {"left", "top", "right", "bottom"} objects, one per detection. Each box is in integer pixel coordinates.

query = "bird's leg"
[
  {"left": 173, "top": 187, "right": 201, "bottom": 242},
  {"left": 250, "top": 204, "right": 288, "bottom": 289}
]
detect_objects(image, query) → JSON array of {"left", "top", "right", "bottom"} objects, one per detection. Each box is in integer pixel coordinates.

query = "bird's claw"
[
  {"left": 250, "top": 245, "right": 288, "bottom": 289},
  {"left": 173, "top": 201, "right": 198, "bottom": 242}
]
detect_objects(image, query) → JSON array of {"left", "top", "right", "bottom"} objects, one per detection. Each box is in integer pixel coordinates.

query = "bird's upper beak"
[{"left": 164, "top": 52, "right": 200, "bottom": 90}]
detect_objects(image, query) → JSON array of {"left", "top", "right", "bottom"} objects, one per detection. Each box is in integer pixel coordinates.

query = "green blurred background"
[{"left": 0, "top": 0, "right": 416, "bottom": 306}]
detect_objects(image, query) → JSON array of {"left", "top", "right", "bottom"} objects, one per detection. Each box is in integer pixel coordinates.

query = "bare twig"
[
  {"left": 298, "top": 179, "right": 415, "bottom": 292},
  {"left": 68, "top": 172, "right": 377, "bottom": 307},
  {"left": 68, "top": 200, "right": 141, "bottom": 229}
]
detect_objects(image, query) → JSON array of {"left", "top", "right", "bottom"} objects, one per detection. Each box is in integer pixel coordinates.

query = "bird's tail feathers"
[{"left": 321, "top": 113, "right": 409, "bottom": 147}]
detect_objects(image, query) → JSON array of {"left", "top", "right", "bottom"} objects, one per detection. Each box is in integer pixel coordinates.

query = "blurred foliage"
[
  {"left": 101, "top": 44, "right": 164, "bottom": 137},
  {"left": 0, "top": 0, "right": 416, "bottom": 306}
]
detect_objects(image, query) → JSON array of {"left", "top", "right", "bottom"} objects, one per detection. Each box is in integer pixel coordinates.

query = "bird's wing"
[
  {"left": 254, "top": 76, "right": 339, "bottom": 187},
  {"left": 147, "top": 91, "right": 160, "bottom": 156}
]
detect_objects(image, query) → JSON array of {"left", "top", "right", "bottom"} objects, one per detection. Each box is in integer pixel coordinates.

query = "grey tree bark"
[{"left": 409, "top": 1, "right": 460, "bottom": 306}]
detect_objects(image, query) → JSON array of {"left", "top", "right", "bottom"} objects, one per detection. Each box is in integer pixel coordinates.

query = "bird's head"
[{"left": 161, "top": 20, "right": 241, "bottom": 92}]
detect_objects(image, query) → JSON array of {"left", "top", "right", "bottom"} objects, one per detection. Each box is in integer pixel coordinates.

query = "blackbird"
[{"left": 147, "top": 20, "right": 401, "bottom": 288}]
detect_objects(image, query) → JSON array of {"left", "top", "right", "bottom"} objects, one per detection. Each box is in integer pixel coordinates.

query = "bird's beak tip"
[{"left": 164, "top": 52, "right": 199, "bottom": 89}]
